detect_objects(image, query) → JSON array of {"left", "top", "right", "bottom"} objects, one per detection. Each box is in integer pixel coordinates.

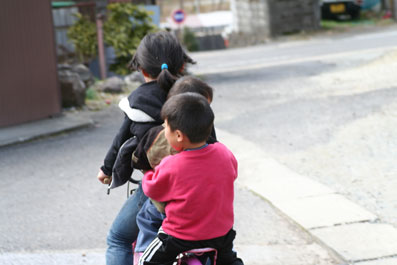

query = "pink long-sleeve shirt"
[{"left": 142, "top": 142, "right": 238, "bottom": 241}]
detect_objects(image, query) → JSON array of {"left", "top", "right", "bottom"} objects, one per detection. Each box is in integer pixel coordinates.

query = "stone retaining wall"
[
  {"left": 230, "top": 0, "right": 320, "bottom": 46},
  {"left": 268, "top": 0, "right": 320, "bottom": 36}
]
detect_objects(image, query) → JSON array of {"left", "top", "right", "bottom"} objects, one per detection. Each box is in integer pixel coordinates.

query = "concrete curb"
[
  {"left": 0, "top": 112, "right": 94, "bottom": 148},
  {"left": 217, "top": 128, "right": 397, "bottom": 265}
]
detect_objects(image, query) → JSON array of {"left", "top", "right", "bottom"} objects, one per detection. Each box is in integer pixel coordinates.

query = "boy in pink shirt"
[{"left": 139, "top": 93, "right": 243, "bottom": 265}]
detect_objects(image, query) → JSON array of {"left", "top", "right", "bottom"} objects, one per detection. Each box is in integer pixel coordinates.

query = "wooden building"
[{"left": 0, "top": 0, "right": 61, "bottom": 127}]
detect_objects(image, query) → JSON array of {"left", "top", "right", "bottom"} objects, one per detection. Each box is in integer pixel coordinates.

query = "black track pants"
[{"left": 139, "top": 228, "right": 244, "bottom": 265}]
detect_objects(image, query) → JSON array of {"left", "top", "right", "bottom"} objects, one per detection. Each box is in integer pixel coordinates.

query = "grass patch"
[
  {"left": 85, "top": 87, "right": 98, "bottom": 100},
  {"left": 321, "top": 19, "right": 374, "bottom": 29},
  {"left": 321, "top": 12, "right": 394, "bottom": 31},
  {"left": 85, "top": 80, "right": 140, "bottom": 111}
]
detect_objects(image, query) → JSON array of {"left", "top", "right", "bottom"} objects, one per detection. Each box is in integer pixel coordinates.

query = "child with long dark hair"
[{"left": 96, "top": 31, "right": 195, "bottom": 265}]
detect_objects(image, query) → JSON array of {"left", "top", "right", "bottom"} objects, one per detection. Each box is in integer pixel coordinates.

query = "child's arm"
[
  {"left": 142, "top": 160, "right": 174, "bottom": 203},
  {"left": 100, "top": 116, "right": 133, "bottom": 177},
  {"left": 97, "top": 168, "right": 111, "bottom": 184},
  {"left": 99, "top": 116, "right": 161, "bottom": 185}
]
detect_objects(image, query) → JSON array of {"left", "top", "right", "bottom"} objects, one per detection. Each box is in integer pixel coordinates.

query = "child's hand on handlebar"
[{"left": 97, "top": 169, "right": 111, "bottom": 185}]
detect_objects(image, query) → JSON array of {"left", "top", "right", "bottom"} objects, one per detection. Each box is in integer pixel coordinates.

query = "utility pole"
[
  {"left": 177, "top": 0, "right": 184, "bottom": 43},
  {"left": 218, "top": 0, "right": 225, "bottom": 10},
  {"left": 95, "top": 0, "right": 107, "bottom": 80},
  {"left": 195, "top": 0, "right": 200, "bottom": 14},
  {"left": 381, "top": 0, "right": 387, "bottom": 10},
  {"left": 393, "top": 0, "right": 397, "bottom": 21}
]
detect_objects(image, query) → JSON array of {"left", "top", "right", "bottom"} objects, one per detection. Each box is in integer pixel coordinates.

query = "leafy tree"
[
  {"left": 103, "top": 3, "right": 156, "bottom": 75},
  {"left": 183, "top": 27, "right": 199, "bottom": 52},
  {"left": 67, "top": 3, "right": 156, "bottom": 75},
  {"left": 67, "top": 13, "right": 98, "bottom": 63}
]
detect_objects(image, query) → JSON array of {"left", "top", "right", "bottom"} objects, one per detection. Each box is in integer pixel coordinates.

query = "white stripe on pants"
[{"left": 138, "top": 227, "right": 166, "bottom": 265}]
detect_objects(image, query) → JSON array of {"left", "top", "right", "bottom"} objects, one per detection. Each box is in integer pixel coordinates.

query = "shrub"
[
  {"left": 67, "top": 3, "right": 156, "bottom": 75},
  {"left": 67, "top": 13, "right": 98, "bottom": 63},
  {"left": 183, "top": 27, "right": 199, "bottom": 52},
  {"left": 85, "top": 87, "right": 98, "bottom": 100},
  {"left": 103, "top": 3, "right": 156, "bottom": 75}
]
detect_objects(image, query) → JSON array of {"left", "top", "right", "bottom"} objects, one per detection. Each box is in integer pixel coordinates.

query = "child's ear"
[
  {"left": 175, "top": 130, "right": 184, "bottom": 142},
  {"left": 179, "top": 64, "right": 185, "bottom": 73},
  {"left": 141, "top": 69, "right": 150, "bottom": 78}
]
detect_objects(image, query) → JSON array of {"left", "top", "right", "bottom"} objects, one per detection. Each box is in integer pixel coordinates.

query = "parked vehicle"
[
  {"left": 360, "top": 0, "right": 381, "bottom": 11},
  {"left": 321, "top": 0, "right": 363, "bottom": 20}
]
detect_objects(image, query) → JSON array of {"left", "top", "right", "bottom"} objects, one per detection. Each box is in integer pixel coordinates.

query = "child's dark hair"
[
  {"left": 168, "top": 76, "right": 213, "bottom": 102},
  {"left": 129, "top": 31, "right": 195, "bottom": 93},
  {"left": 161, "top": 93, "right": 214, "bottom": 143}
]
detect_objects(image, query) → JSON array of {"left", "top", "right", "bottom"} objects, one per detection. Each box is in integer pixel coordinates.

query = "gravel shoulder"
[{"left": 266, "top": 50, "right": 397, "bottom": 228}]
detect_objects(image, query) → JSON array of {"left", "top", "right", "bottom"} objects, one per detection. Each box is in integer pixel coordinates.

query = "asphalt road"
[
  {"left": 2, "top": 24, "right": 397, "bottom": 264},
  {"left": 192, "top": 25, "right": 397, "bottom": 228},
  {"left": 0, "top": 107, "right": 338, "bottom": 265}
]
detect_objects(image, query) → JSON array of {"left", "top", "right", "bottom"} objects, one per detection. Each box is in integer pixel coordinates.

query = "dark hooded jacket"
[{"left": 100, "top": 81, "right": 167, "bottom": 189}]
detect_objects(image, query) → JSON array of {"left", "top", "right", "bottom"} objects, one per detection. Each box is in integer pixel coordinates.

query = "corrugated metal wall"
[
  {"left": 0, "top": 0, "right": 61, "bottom": 127},
  {"left": 53, "top": 7, "right": 79, "bottom": 53}
]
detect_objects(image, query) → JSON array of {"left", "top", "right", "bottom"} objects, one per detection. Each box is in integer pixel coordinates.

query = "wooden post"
[
  {"left": 381, "top": 0, "right": 387, "bottom": 10},
  {"left": 393, "top": 0, "right": 397, "bottom": 21},
  {"left": 177, "top": 1, "right": 184, "bottom": 43},
  {"left": 195, "top": 0, "right": 200, "bottom": 14},
  {"left": 95, "top": 0, "right": 107, "bottom": 80},
  {"left": 96, "top": 14, "right": 107, "bottom": 80}
]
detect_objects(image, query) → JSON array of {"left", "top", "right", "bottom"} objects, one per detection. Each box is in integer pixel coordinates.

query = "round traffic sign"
[{"left": 172, "top": 9, "right": 186, "bottom": 24}]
